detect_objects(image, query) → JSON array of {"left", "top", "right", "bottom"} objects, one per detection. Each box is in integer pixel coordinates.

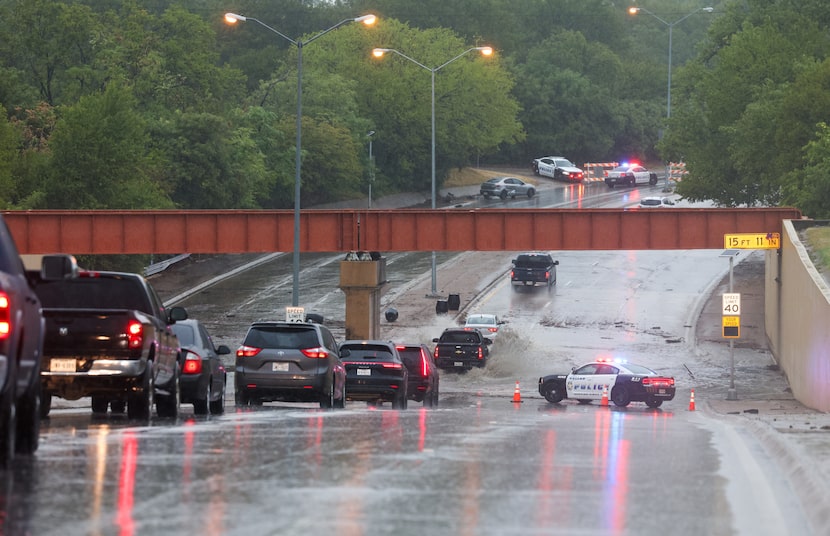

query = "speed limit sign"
[{"left": 722, "top": 293, "right": 741, "bottom": 316}]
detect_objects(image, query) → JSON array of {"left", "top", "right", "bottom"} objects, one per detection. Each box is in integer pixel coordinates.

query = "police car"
[{"left": 537, "top": 358, "right": 676, "bottom": 408}]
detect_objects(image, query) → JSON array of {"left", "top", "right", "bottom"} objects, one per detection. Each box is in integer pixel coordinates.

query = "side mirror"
[
  {"left": 216, "top": 344, "right": 231, "bottom": 355},
  {"left": 432, "top": 337, "right": 440, "bottom": 343},
  {"left": 339, "top": 348, "right": 351, "bottom": 358},
  {"left": 169, "top": 306, "right": 188, "bottom": 323},
  {"left": 41, "top": 254, "right": 78, "bottom": 280},
  {"left": 553, "top": 260, "right": 560, "bottom": 266}
]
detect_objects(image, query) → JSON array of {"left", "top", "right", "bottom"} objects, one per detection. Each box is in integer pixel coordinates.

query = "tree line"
[{"left": 1, "top": 0, "right": 828, "bottom": 219}]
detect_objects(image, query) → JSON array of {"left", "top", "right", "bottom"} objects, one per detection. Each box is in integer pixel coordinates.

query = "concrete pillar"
[{"left": 339, "top": 255, "right": 386, "bottom": 340}]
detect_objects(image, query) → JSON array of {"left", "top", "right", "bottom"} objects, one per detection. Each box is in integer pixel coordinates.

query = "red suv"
[{"left": 396, "top": 344, "right": 440, "bottom": 407}]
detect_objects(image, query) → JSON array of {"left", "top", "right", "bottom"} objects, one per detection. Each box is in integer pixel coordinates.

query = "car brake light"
[
  {"left": 510, "top": 270, "right": 515, "bottom": 279},
  {"left": 433, "top": 347, "right": 439, "bottom": 359},
  {"left": 477, "top": 347, "right": 484, "bottom": 360},
  {"left": 236, "top": 345, "right": 262, "bottom": 357},
  {"left": 183, "top": 356, "right": 202, "bottom": 374},
  {"left": 300, "top": 347, "right": 329, "bottom": 359},
  {"left": 422, "top": 353, "right": 430, "bottom": 376},
  {"left": 127, "top": 320, "right": 143, "bottom": 348},
  {"left": 382, "top": 363, "right": 402, "bottom": 369},
  {"left": 0, "top": 293, "right": 9, "bottom": 340},
  {"left": 643, "top": 377, "right": 674, "bottom": 387},
  {"left": 488, "top": 327, "right": 498, "bottom": 333}
]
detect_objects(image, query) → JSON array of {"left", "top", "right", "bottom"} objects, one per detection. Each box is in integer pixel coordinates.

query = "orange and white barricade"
[
  {"left": 668, "top": 162, "right": 687, "bottom": 182},
  {"left": 582, "top": 162, "right": 619, "bottom": 182}
]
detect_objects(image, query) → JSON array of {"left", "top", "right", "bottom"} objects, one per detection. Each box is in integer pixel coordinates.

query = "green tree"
[
  {"left": 43, "top": 83, "right": 171, "bottom": 209},
  {"left": 782, "top": 122, "right": 830, "bottom": 219},
  {"left": 0, "top": 104, "right": 16, "bottom": 209}
]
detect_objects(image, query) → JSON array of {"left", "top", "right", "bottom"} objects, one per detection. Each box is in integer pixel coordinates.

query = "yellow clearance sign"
[{"left": 724, "top": 233, "right": 780, "bottom": 249}]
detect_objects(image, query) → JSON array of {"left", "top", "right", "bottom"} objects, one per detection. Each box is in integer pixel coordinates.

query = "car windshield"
[
  {"left": 555, "top": 159, "right": 574, "bottom": 167},
  {"left": 171, "top": 324, "right": 195, "bottom": 346},
  {"left": 397, "top": 347, "right": 423, "bottom": 369},
  {"left": 515, "top": 255, "right": 551, "bottom": 266},
  {"left": 641, "top": 198, "right": 661, "bottom": 206},
  {"left": 244, "top": 326, "right": 318, "bottom": 349},
  {"left": 467, "top": 315, "right": 494, "bottom": 325},
  {"left": 440, "top": 331, "right": 481, "bottom": 344},
  {"left": 485, "top": 178, "right": 500, "bottom": 184},
  {"left": 342, "top": 344, "right": 394, "bottom": 361},
  {"left": 624, "top": 363, "right": 658, "bottom": 375}
]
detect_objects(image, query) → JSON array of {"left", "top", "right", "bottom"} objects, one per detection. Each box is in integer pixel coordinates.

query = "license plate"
[
  {"left": 357, "top": 368, "right": 371, "bottom": 376},
  {"left": 454, "top": 361, "right": 464, "bottom": 367},
  {"left": 272, "top": 362, "right": 289, "bottom": 372},
  {"left": 659, "top": 389, "right": 666, "bottom": 394},
  {"left": 50, "top": 359, "right": 76, "bottom": 373}
]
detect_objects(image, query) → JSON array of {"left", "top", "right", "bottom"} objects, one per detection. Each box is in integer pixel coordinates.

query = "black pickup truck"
[
  {"left": 432, "top": 327, "right": 491, "bottom": 371},
  {"left": 510, "top": 252, "right": 559, "bottom": 290},
  {"left": 0, "top": 215, "right": 75, "bottom": 463},
  {"left": 34, "top": 270, "right": 187, "bottom": 420}
]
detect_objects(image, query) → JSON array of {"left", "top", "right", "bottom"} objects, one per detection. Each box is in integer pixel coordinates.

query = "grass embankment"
[{"left": 805, "top": 227, "right": 830, "bottom": 275}]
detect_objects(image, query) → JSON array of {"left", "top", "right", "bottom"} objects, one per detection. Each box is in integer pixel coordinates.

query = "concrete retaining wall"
[{"left": 766, "top": 220, "right": 830, "bottom": 412}]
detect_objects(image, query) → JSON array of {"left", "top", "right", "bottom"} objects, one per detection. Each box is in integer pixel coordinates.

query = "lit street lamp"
[
  {"left": 372, "top": 46, "right": 493, "bottom": 296},
  {"left": 225, "top": 12, "right": 377, "bottom": 307},
  {"left": 628, "top": 6, "right": 713, "bottom": 120}
]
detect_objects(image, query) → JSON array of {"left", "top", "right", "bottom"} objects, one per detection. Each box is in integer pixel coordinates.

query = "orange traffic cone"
[
  {"left": 689, "top": 389, "right": 696, "bottom": 411},
  {"left": 512, "top": 381, "right": 523, "bottom": 403},
  {"left": 601, "top": 385, "right": 609, "bottom": 406}
]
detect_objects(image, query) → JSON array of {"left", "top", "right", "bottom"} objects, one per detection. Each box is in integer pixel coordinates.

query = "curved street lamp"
[
  {"left": 628, "top": 6, "right": 713, "bottom": 119},
  {"left": 372, "top": 46, "right": 493, "bottom": 296},
  {"left": 225, "top": 12, "right": 377, "bottom": 307}
]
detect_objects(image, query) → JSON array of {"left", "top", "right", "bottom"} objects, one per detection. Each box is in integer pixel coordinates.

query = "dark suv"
[
  {"left": 234, "top": 322, "right": 346, "bottom": 408},
  {"left": 396, "top": 344, "right": 440, "bottom": 407},
  {"left": 341, "top": 340, "right": 409, "bottom": 409}
]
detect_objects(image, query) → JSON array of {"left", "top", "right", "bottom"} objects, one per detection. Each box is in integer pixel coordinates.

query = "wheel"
[
  {"left": 319, "top": 377, "right": 335, "bottom": 409},
  {"left": 128, "top": 362, "right": 154, "bottom": 420},
  {"left": 645, "top": 396, "right": 663, "bottom": 409},
  {"left": 577, "top": 399, "right": 592, "bottom": 405},
  {"left": 607, "top": 184, "right": 615, "bottom": 189},
  {"left": 482, "top": 193, "right": 489, "bottom": 199},
  {"left": 91, "top": 396, "right": 109, "bottom": 414},
  {"left": 0, "top": 388, "right": 16, "bottom": 469},
  {"left": 527, "top": 188, "right": 535, "bottom": 198},
  {"left": 392, "top": 393, "right": 407, "bottom": 409},
  {"left": 611, "top": 386, "right": 631, "bottom": 407},
  {"left": 234, "top": 386, "right": 250, "bottom": 407},
  {"left": 110, "top": 400, "right": 126, "bottom": 414},
  {"left": 39, "top": 391, "right": 52, "bottom": 419},
  {"left": 424, "top": 390, "right": 436, "bottom": 408},
  {"left": 499, "top": 190, "right": 508, "bottom": 200},
  {"left": 156, "top": 364, "right": 181, "bottom": 418},
  {"left": 209, "top": 377, "right": 226, "bottom": 415},
  {"left": 15, "top": 380, "right": 41, "bottom": 455},
  {"left": 334, "top": 381, "right": 346, "bottom": 409},
  {"left": 193, "top": 380, "right": 209, "bottom": 415},
  {"left": 649, "top": 173, "right": 658, "bottom": 185},
  {"left": 541, "top": 383, "right": 565, "bottom": 404}
]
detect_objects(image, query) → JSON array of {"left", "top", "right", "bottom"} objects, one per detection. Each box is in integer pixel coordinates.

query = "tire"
[
  {"left": 499, "top": 190, "right": 508, "bottom": 200},
  {"left": 193, "top": 380, "right": 209, "bottom": 416},
  {"left": 392, "top": 392, "right": 407, "bottom": 409},
  {"left": 611, "top": 386, "right": 631, "bottom": 407},
  {"left": 645, "top": 396, "right": 663, "bottom": 409},
  {"left": 91, "top": 396, "right": 109, "bottom": 414},
  {"left": 0, "top": 390, "right": 16, "bottom": 469},
  {"left": 110, "top": 400, "right": 126, "bottom": 414},
  {"left": 234, "top": 386, "right": 250, "bottom": 407},
  {"left": 319, "top": 377, "right": 335, "bottom": 409},
  {"left": 541, "top": 383, "right": 565, "bottom": 404},
  {"left": 424, "top": 390, "right": 436, "bottom": 408},
  {"left": 40, "top": 391, "right": 52, "bottom": 419},
  {"left": 209, "top": 377, "right": 226, "bottom": 415},
  {"left": 15, "top": 380, "right": 41, "bottom": 455},
  {"left": 334, "top": 381, "right": 346, "bottom": 409},
  {"left": 649, "top": 173, "right": 658, "bottom": 186},
  {"left": 156, "top": 364, "right": 181, "bottom": 418},
  {"left": 527, "top": 188, "right": 535, "bottom": 198},
  {"left": 128, "top": 362, "right": 154, "bottom": 420}
]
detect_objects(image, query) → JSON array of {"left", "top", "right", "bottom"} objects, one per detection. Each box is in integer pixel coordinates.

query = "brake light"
[
  {"left": 300, "top": 347, "right": 330, "bottom": 359},
  {"left": 127, "top": 320, "right": 143, "bottom": 348},
  {"left": 0, "top": 293, "right": 9, "bottom": 340},
  {"left": 236, "top": 345, "right": 262, "bottom": 357},
  {"left": 78, "top": 271, "right": 100, "bottom": 278},
  {"left": 510, "top": 270, "right": 515, "bottom": 279},
  {"left": 183, "top": 356, "right": 202, "bottom": 374},
  {"left": 477, "top": 347, "right": 484, "bottom": 360},
  {"left": 488, "top": 327, "right": 498, "bottom": 333},
  {"left": 433, "top": 347, "right": 439, "bottom": 359},
  {"left": 642, "top": 377, "right": 674, "bottom": 388},
  {"left": 381, "top": 363, "right": 402, "bottom": 369},
  {"left": 422, "top": 352, "right": 430, "bottom": 376}
]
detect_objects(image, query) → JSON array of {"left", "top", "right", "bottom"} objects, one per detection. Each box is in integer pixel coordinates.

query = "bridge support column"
[{"left": 339, "top": 255, "right": 386, "bottom": 340}]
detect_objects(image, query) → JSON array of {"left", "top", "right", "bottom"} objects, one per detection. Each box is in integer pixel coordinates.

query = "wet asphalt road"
[{"left": 4, "top": 178, "right": 814, "bottom": 535}]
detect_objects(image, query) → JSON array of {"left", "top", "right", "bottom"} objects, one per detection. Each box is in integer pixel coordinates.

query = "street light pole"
[
  {"left": 224, "top": 13, "right": 376, "bottom": 307},
  {"left": 367, "top": 131, "right": 375, "bottom": 208},
  {"left": 628, "top": 6, "right": 714, "bottom": 120},
  {"left": 372, "top": 46, "right": 493, "bottom": 296}
]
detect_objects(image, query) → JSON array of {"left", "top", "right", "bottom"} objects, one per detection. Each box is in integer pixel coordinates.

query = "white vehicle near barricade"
[{"left": 531, "top": 156, "right": 584, "bottom": 182}]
